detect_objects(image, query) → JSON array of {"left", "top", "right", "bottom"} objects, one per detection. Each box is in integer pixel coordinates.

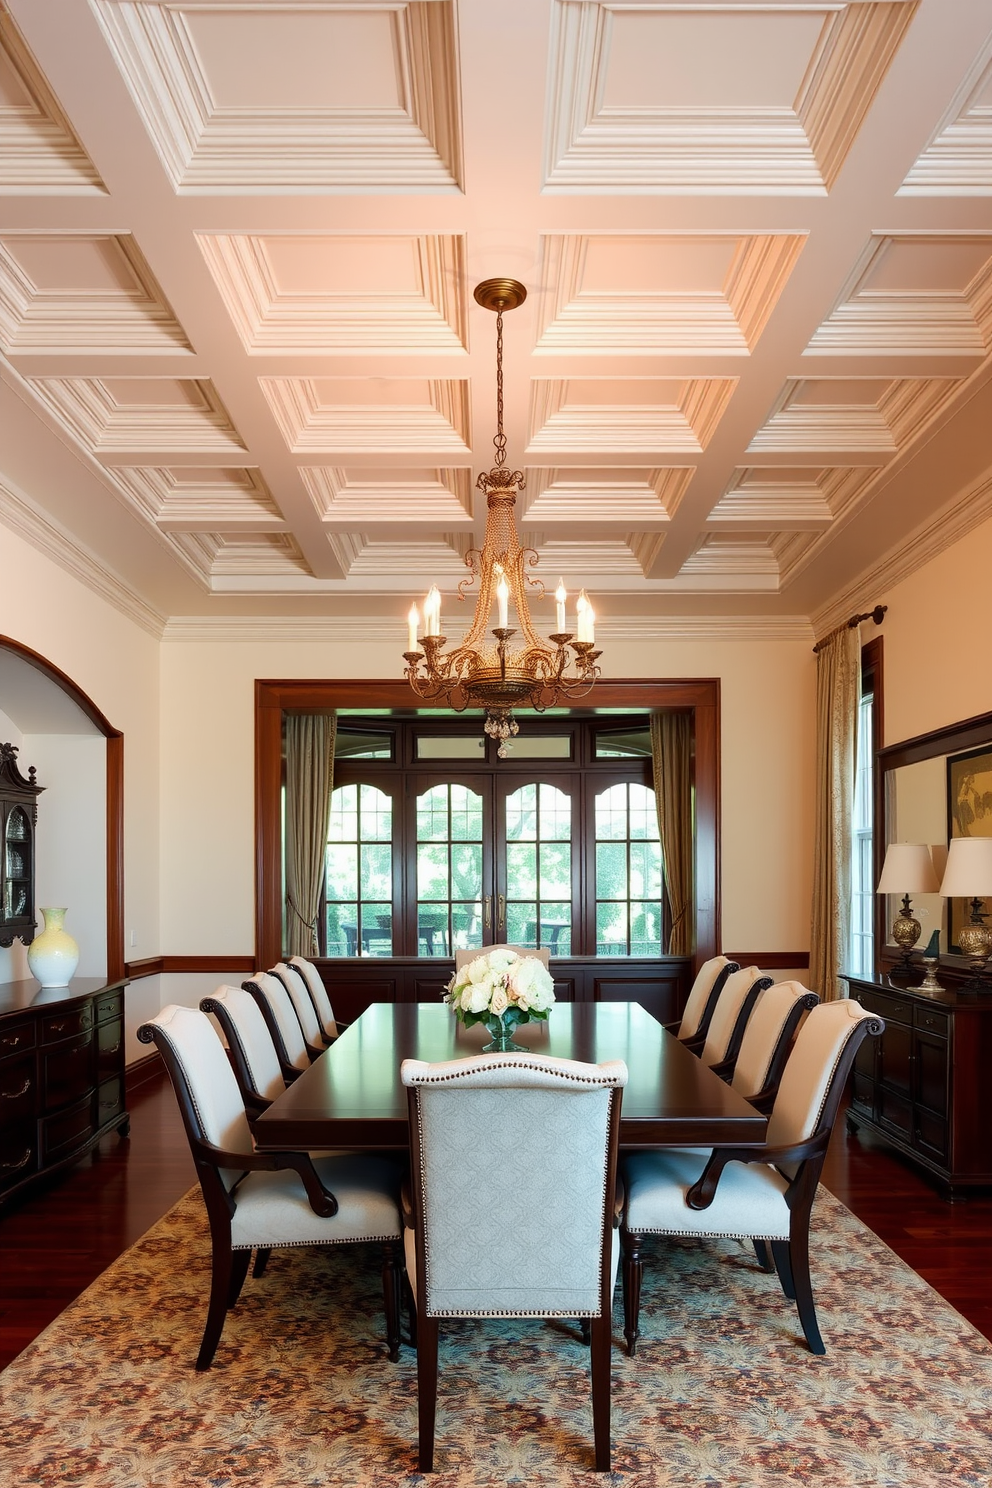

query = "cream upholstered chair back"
[
  {"left": 245, "top": 972, "right": 310, "bottom": 1072},
  {"left": 453, "top": 944, "right": 551, "bottom": 972},
  {"left": 730, "top": 981, "right": 819, "bottom": 1100},
  {"left": 699, "top": 966, "right": 770, "bottom": 1067},
  {"left": 402, "top": 1053, "right": 626, "bottom": 1318},
  {"left": 270, "top": 962, "right": 324, "bottom": 1049},
  {"left": 767, "top": 1000, "right": 876, "bottom": 1148},
  {"left": 676, "top": 954, "right": 737, "bottom": 1038},
  {"left": 143, "top": 1004, "right": 254, "bottom": 1160},
  {"left": 287, "top": 955, "right": 339, "bottom": 1039},
  {"left": 201, "top": 985, "right": 286, "bottom": 1105}
]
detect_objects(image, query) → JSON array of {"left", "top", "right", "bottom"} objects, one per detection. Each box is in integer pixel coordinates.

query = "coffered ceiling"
[{"left": 1, "top": 0, "right": 992, "bottom": 640}]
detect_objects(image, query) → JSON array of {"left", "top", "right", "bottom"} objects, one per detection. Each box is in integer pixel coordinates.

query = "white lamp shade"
[
  {"left": 876, "top": 842, "right": 940, "bottom": 895},
  {"left": 938, "top": 837, "right": 992, "bottom": 898}
]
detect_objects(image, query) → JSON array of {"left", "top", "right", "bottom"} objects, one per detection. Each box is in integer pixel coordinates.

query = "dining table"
[{"left": 252, "top": 1000, "right": 768, "bottom": 1152}]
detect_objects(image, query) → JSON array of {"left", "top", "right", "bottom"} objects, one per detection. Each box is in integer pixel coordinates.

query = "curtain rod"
[{"left": 812, "top": 604, "right": 887, "bottom": 655}]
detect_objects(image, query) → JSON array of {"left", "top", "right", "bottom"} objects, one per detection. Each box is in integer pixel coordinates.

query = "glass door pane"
[
  {"left": 325, "top": 783, "right": 393, "bottom": 956},
  {"left": 594, "top": 782, "right": 663, "bottom": 956},
  {"left": 502, "top": 781, "right": 573, "bottom": 954},
  {"left": 415, "top": 782, "right": 486, "bottom": 956}
]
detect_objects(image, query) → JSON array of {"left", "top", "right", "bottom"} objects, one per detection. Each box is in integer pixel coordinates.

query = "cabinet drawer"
[
  {"left": 41, "top": 1096, "right": 95, "bottom": 1164},
  {"left": 96, "top": 1020, "right": 123, "bottom": 1080},
  {"left": 96, "top": 1077, "right": 124, "bottom": 1127},
  {"left": 42, "top": 1005, "right": 93, "bottom": 1044},
  {"left": 855, "top": 989, "right": 911, "bottom": 1026},
  {"left": 0, "top": 1020, "right": 35, "bottom": 1058},
  {"left": 42, "top": 1034, "right": 94, "bottom": 1112},
  {"left": 914, "top": 1005, "right": 949, "bottom": 1038},
  {"left": 0, "top": 1052, "right": 35, "bottom": 1122},
  {"left": 95, "top": 992, "right": 123, "bottom": 1025},
  {"left": 0, "top": 1121, "right": 37, "bottom": 1193}
]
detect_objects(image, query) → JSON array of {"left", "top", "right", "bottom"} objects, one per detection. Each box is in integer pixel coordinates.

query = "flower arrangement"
[{"left": 444, "top": 946, "right": 555, "bottom": 1051}]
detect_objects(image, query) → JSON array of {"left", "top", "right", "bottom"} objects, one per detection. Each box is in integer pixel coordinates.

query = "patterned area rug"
[{"left": 1, "top": 1186, "right": 991, "bottom": 1487}]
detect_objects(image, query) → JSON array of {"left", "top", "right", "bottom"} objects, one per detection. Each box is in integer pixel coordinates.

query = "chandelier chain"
[{"left": 493, "top": 304, "right": 506, "bottom": 469}]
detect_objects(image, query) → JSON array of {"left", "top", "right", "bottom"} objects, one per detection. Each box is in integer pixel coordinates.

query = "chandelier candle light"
[{"left": 403, "top": 279, "right": 602, "bottom": 757}]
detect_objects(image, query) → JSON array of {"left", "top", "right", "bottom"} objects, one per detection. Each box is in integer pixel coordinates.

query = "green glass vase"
[{"left": 482, "top": 1012, "right": 526, "bottom": 1053}]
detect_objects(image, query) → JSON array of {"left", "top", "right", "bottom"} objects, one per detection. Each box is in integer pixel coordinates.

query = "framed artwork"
[{"left": 946, "top": 744, "right": 992, "bottom": 952}]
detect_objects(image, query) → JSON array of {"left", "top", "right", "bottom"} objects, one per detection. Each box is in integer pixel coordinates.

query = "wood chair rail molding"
[
  {"left": 254, "top": 678, "right": 721, "bottom": 974},
  {"left": 0, "top": 635, "right": 124, "bottom": 981}
]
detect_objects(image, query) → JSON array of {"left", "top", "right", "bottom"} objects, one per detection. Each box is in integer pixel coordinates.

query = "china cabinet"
[{"left": 0, "top": 743, "right": 43, "bottom": 949}]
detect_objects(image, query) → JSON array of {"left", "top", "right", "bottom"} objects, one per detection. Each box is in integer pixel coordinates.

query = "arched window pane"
[
  {"left": 505, "top": 783, "right": 572, "bottom": 953},
  {"left": 326, "top": 783, "right": 393, "bottom": 957},
  {"left": 594, "top": 782, "right": 662, "bottom": 956},
  {"left": 416, "top": 783, "right": 484, "bottom": 957}
]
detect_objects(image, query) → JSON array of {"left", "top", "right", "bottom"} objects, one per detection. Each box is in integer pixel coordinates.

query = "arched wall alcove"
[{"left": 0, "top": 636, "right": 124, "bottom": 983}]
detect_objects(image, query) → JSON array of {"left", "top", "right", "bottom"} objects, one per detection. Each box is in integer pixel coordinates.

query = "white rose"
[
  {"left": 511, "top": 955, "right": 555, "bottom": 1012},
  {"left": 489, "top": 948, "right": 517, "bottom": 974},
  {"left": 464, "top": 980, "right": 492, "bottom": 1015},
  {"left": 490, "top": 985, "right": 509, "bottom": 1016}
]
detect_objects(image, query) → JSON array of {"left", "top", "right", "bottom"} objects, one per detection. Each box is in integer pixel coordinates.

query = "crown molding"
[
  {"left": 0, "top": 476, "right": 166, "bottom": 639},
  {"left": 811, "top": 464, "right": 992, "bottom": 640}
]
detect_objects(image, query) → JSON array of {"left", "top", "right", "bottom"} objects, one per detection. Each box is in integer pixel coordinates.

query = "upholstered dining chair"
[
  {"left": 665, "top": 954, "right": 740, "bottom": 1043},
  {"left": 453, "top": 944, "right": 552, "bottom": 971},
  {"left": 620, "top": 999, "right": 883, "bottom": 1357},
  {"left": 267, "top": 962, "right": 328, "bottom": 1053},
  {"left": 200, "top": 984, "right": 287, "bottom": 1114},
  {"left": 401, "top": 1051, "right": 627, "bottom": 1473},
  {"left": 138, "top": 1004, "right": 404, "bottom": 1370},
  {"left": 710, "top": 980, "right": 820, "bottom": 1111},
  {"left": 243, "top": 970, "right": 319, "bottom": 1079},
  {"left": 285, "top": 955, "right": 344, "bottom": 1043},
  {"left": 695, "top": 966, "right": 773, "bottom": 1069}
]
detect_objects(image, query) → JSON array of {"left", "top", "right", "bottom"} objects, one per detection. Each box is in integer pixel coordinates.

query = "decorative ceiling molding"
[
  {"left": 166, "top": 529, "right": 312, "bottom": 590},
  {"left": 109, "top": 465, "right": 285, "bottom": 530},
  {"left": 25, "top": 376, "right": 246, "bottom": 456},
  {"left": 535, "top": 232, "right": 806, "bottom": 354},
  {"left": 259, "top": 376, "right": 471, "bottom": 453},
  {"left": 677, "top": 535, "right": 781, "bottom": 589},
  {"left": 0, "top": 10, "right": 106, "bottom": 193},
  {"left": 326, "top": 532, "right": 473, "bottom": 579},
  {"left": 196, "top": 232, "right": 467, "bottom": 353},
  {"left": 811, "top": 464, "right": 992, "bottom": 639},
  {"left": 526, "top": 377, "right": 736, "bottom": 452},
  {"left": 748, "top": 375, "right": 962, "bottom": 454},
  {"left": 523, "top": 466, "right": 692, "bottom": 525},
  {"left": 900, "top": 45, "right": 992, "bottom": 195},
  {"left": 708, "top": 469, "right": 835, "bottom": 529},
  {"left": 91, "top": 0, "right": 463, "bottom": 195},
  {"left": 0, "top": 474, "right": 165, "bottom": 638},
  {"left": 806, "top": 233, "right": 992, "bottom": 356},
  {"left": 0, "top": 232, "right": 190, "bottom": 355},
  {"left": 300, "top": 466, "right": 472, "bottom": 525},
  {"left": 544, "top": 0, "right": 917, "bottom": 194}
]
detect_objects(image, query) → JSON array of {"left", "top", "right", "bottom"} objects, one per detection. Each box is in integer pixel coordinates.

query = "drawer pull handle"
[
  {"left": 1, "top": 1079, "right": 30, "bottom": 1099},
  {"left": 49, "top": 1022, "right": 66, "bottom": 1033},
  {"left": 103, "top": 1042, "right": 121, "bottom": 1056},
  {"left": 0, "top": 1149, "right": 31, "bottom": 1173},
  {"left": 2, "top": 1035, "right": 21, "bottom": 1048}
]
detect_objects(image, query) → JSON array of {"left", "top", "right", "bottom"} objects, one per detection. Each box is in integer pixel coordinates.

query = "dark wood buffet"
[
  {"left": 843, "top": 972, "right": 992, "bottom": 1199},
  {"left": 0, "top": 977, "right": 129, "bottom": 1207}
]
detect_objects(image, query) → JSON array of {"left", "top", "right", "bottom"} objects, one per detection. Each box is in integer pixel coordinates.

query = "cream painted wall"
[
  {"left": 0, "top": 528, "right": 162, "bottom": 966},
  {"left": 874, "top": 510, "right": 992, "bottom": 748},
  {"left": 159, "top": 632, "right": 816, "bottom": 960}
]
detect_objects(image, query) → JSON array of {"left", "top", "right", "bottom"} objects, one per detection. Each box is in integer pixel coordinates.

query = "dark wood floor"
[{"left": 1, "top": 1067, "right": 991, "bottom": 1372}]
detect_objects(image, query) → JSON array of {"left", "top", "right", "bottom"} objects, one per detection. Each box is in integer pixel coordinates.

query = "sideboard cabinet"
[
  {"left": 843, "top": 973, "right": 992, "bottom": 1199},
  {"left": 0, "top": 977, "right": 129, "bottom": 1207}
]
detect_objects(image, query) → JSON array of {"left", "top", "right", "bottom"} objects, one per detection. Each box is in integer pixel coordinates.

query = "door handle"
[
  {"left": 497, "top": 894, "right": 506, "bottom": 931},
  {"left": 483, "top": 895, "right": 492, "bottom": 929}
]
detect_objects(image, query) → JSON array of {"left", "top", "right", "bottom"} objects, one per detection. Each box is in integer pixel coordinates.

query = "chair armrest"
[
  {"left": 613, "top": 1176, "right": 625, "bottom": 1226},
  {"left": 400, "top": 1179, "right": 415, "bottom": 1230},
  {"left": 193, "top": 1138, "right": 340, "bottom": 1217},
  {"left": 685, "top": 1131, "right": 829, "bottom": 1211},
  {"left": 707, "top": 1055, "right": 735, "bottom": 1082}
]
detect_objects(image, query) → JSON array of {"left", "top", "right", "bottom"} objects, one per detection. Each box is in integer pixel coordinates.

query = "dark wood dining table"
[{"left": 252, "top": 1001, "right": 767, "bottom": 1152}]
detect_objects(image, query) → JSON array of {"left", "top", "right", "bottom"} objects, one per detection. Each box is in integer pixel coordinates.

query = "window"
[
  {"left": 319, "top": 716, "right": 669, "bottom": 959},
  {"left": 850, "top": 689, "right": 874, "bottom": 978}
]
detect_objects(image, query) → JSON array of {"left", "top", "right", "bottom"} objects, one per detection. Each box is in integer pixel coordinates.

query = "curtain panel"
[
  {"left": 284, "top": 714, "right": 336, "bottom": 958},
  {"left": 650, "top": 712, "right": 693, "bottom": 957},
  {"left": 809, "top": 629, "right": 861, "bottom": 1001}
]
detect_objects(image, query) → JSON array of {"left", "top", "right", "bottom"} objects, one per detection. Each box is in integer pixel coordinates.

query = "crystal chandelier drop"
[{"left": 403, "top": 278, "right": 602, "bottom": 757}]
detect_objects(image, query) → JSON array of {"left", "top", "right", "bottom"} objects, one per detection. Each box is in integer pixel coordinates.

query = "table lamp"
[
  {"left": 938, "top": 837, "right": 992, "bottom": 982},
  {"left": 876, "top": 843, "right": 940, "bottom": 969}
]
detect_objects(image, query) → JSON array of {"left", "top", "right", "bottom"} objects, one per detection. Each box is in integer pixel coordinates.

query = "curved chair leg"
[
  {"left": 787, "top": 1226, "right": 825, "bottom": 1355},
  {"left": 253, "top": 1247, "right": 271, "bottom": 1278},
  {"left": 382, "top": 1240, "right": 403, "bottom": 1362},
  {"left": 416, "top": 1314, "right": 439, "bottom": 1473},
  {"left": 405, "top": 1274, "right": 418, "bottom": 1349},
  {"left": 621, "top": 1228, "right": 643, "bottom": 1357},
  {"left": 590, "top": 1314, "right": 612, "bottom": 1472},
  {"left": 579, "top": 1319, "right": 591, "bottom": 1345},
  {"left": 197, "top": 1243, "right": 235, "bottom": 1371},
  {"left": 770, "top": 1239, "right": 796, "bottom": 1299},
  {"left": 228, "top": 1247, "right": 252, "bottom": 1308},
  {"left": 753, "top": 1239, "right": 774, "bottom": 1272}
]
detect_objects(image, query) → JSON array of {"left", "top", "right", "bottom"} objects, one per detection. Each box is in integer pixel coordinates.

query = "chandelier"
[{"left": 403, "top": 278, "right": 602, "bottom": 756}]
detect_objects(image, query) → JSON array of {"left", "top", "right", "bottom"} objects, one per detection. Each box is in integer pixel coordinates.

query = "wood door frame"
[
  {"left": 0, "top": 635, "right": 125, "bottom": 982},
  {"left": 255, "top": 678, "right": 720, "bottom": 972}
]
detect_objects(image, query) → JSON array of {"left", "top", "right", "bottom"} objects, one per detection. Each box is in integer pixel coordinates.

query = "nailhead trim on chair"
[{"left": 408, "top": 1057, "right": 622, "bottom": 1087}]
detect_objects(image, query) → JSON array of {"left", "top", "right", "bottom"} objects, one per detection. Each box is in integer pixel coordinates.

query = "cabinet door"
[{"left": 914, "top": 1029, "right": 949, "bottom": 1118}]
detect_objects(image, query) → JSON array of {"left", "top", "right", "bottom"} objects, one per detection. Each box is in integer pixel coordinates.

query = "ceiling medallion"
[{"left": 403, "top": 278, "right": 602, "bottom": 757}]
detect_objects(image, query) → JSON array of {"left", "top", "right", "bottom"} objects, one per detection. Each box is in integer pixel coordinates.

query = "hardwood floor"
[{"left": 1, "top": 1066, "right": 991, "bottom": 1373}]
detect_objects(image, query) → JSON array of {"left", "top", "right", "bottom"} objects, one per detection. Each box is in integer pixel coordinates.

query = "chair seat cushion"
[
  {"left": 622, "top": 1149, "right": 792, "bottom": 1240},
  {"left": 230, "top": 1153, "right": 402, "bottom": 1249}
]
